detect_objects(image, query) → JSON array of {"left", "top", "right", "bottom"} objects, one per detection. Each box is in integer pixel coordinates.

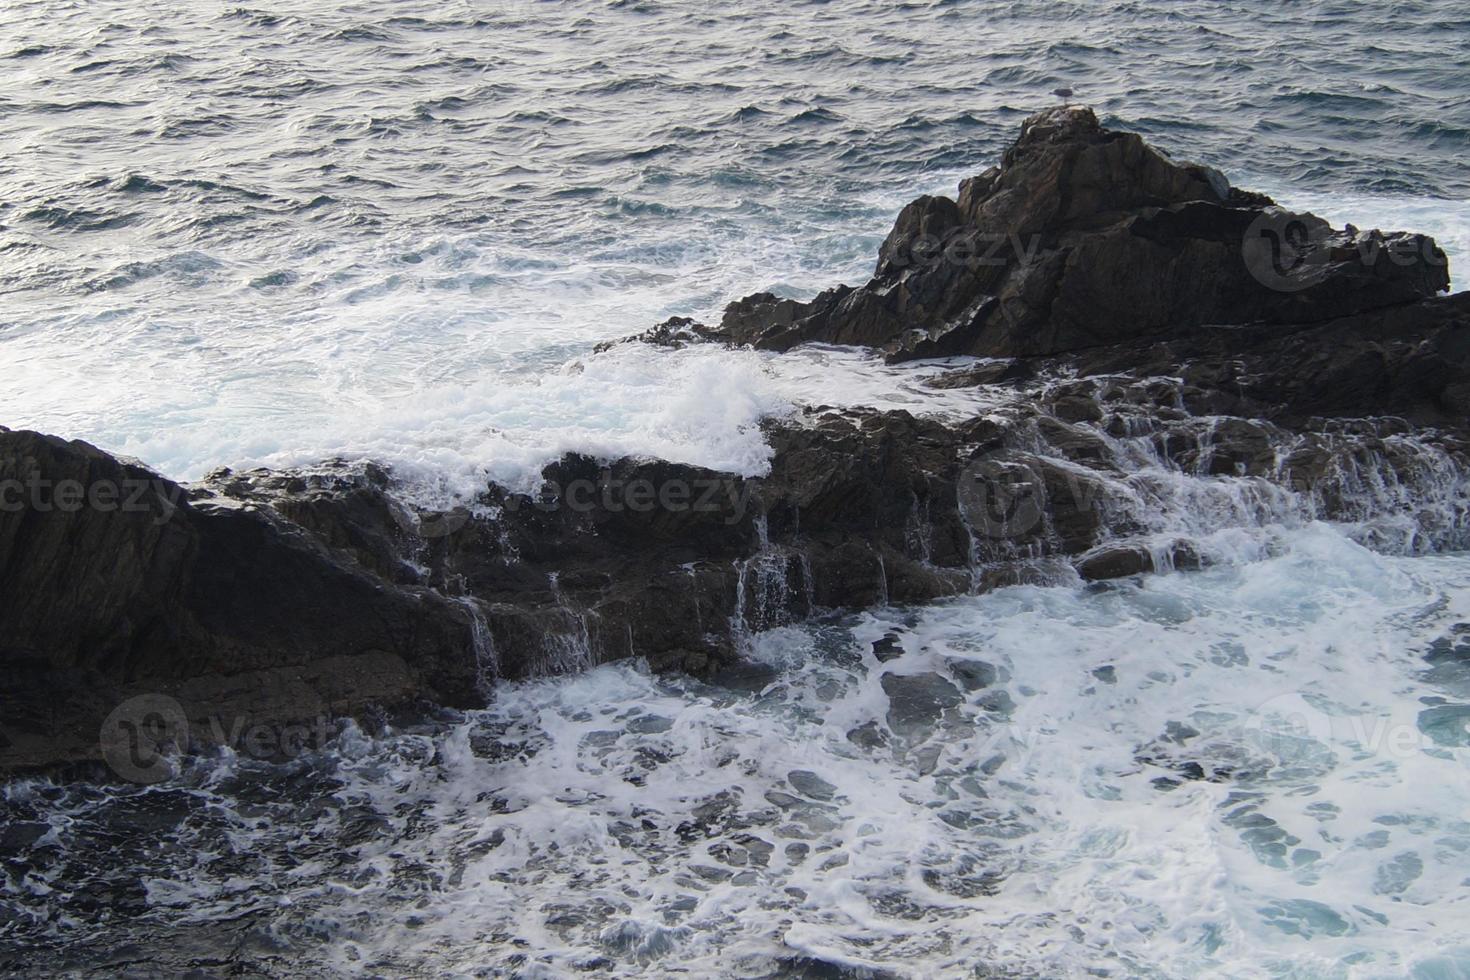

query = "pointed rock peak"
[
  {"left": 625, "top": 107, "right": 1449, "bottom": 364},
  {"left": 979, "top": 104, "right": 1231, "bottom": 235},
  {"left": 1010, "top": 104, "right": 1104, "bottom": 153}
]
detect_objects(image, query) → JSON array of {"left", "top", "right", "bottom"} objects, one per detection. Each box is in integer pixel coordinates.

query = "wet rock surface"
[
  {"left": 0, "top": 429, "right": 477, "bottom": 774},
  {"left": 660, "top": 106, "right": 1449, "bottom": 363},
  {"left": 4, "top": 106, "right": 1469, "bottom": 774},
  {"left": 881, "top": 671, "right": 964, "bottom": 735}
]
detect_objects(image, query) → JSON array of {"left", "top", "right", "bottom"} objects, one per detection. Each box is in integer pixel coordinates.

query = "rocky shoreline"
[{"left": 3, "top": 106, "right": 1467, "bottom": 776}]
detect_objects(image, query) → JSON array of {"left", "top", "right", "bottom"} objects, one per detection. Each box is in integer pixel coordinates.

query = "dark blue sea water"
[{"left": 4, "top": 3, "right": 1470, "bottom": 977}]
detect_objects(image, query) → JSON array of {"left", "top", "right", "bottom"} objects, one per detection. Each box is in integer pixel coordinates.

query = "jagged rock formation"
[
  {"left": 4, "top": 106, "right": 1468, "bottom": 775},
  {"left": 622, "top": 106, "right": 1450, "bottom": 362},
  {"left": 0, "top": 429, "right": 481, "bottom": 772}
]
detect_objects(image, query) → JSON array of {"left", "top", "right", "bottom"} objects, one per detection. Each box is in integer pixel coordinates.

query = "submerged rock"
[
  {"left": 881, "top": 671, "right": 964, "bottom": 735},
  {"left": 945, "top": 658, "right": 998, "bottom": 692}
]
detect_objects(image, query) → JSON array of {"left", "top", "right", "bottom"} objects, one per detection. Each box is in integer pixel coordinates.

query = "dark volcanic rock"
[
  {"left": 0, "top": 429, "right": 478, "bottom": 772},
  {"left": 0, "top": 410, "right": 977, "bottom": 772},
  {"left": 595, "top": 315, "right": 717, "bottom": 353},
  {"left": 1061, "top": 291, "right": 1470, "bottom": 429},
  {"left": 0, "top": 399, "right": 1158, "bottom": 773},
  {"left": 692, "top": 106, "right": 1448, "bottom": 362},
  {"left": 5, "top": 106, "right": 1469, "bottom": 777},
  {"left": 1075, "top": 545, "right": 1154, "bottom": 581}
]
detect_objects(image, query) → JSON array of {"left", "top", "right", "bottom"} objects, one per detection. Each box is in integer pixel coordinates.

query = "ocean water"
[
  {"left": 6, "top": 526, "right": 1470, "bottom": 977},
  {"left": 4, "top": 1, "right": 1470, "bottom": 976},
  {"left": 4, "top": 0, "right": 1470, "bottom": 495}
]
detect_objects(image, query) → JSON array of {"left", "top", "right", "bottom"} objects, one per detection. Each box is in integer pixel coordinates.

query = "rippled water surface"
[
  {"left": 4, "top": 2, "right": 1470, "bottom": 977},
  {"left": 2, "top": 0, "right": 1469, "bottom": 490}
]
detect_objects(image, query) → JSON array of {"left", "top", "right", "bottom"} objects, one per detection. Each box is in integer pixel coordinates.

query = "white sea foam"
[
  {"left": 5, "top": 3, "right": 1470, "bottom": 974},
  {"left": 13, "top": 524, "right": 1467, "bottom": 976},
  {"left": 302, "top": 527, "right": 1470, "bottom": 976},
  {"left": 4, "top": 323, "right": 1006, "bottom": 507},
  {"left": 3, "top": 161, "right": 1462, "bottom": 514}
]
